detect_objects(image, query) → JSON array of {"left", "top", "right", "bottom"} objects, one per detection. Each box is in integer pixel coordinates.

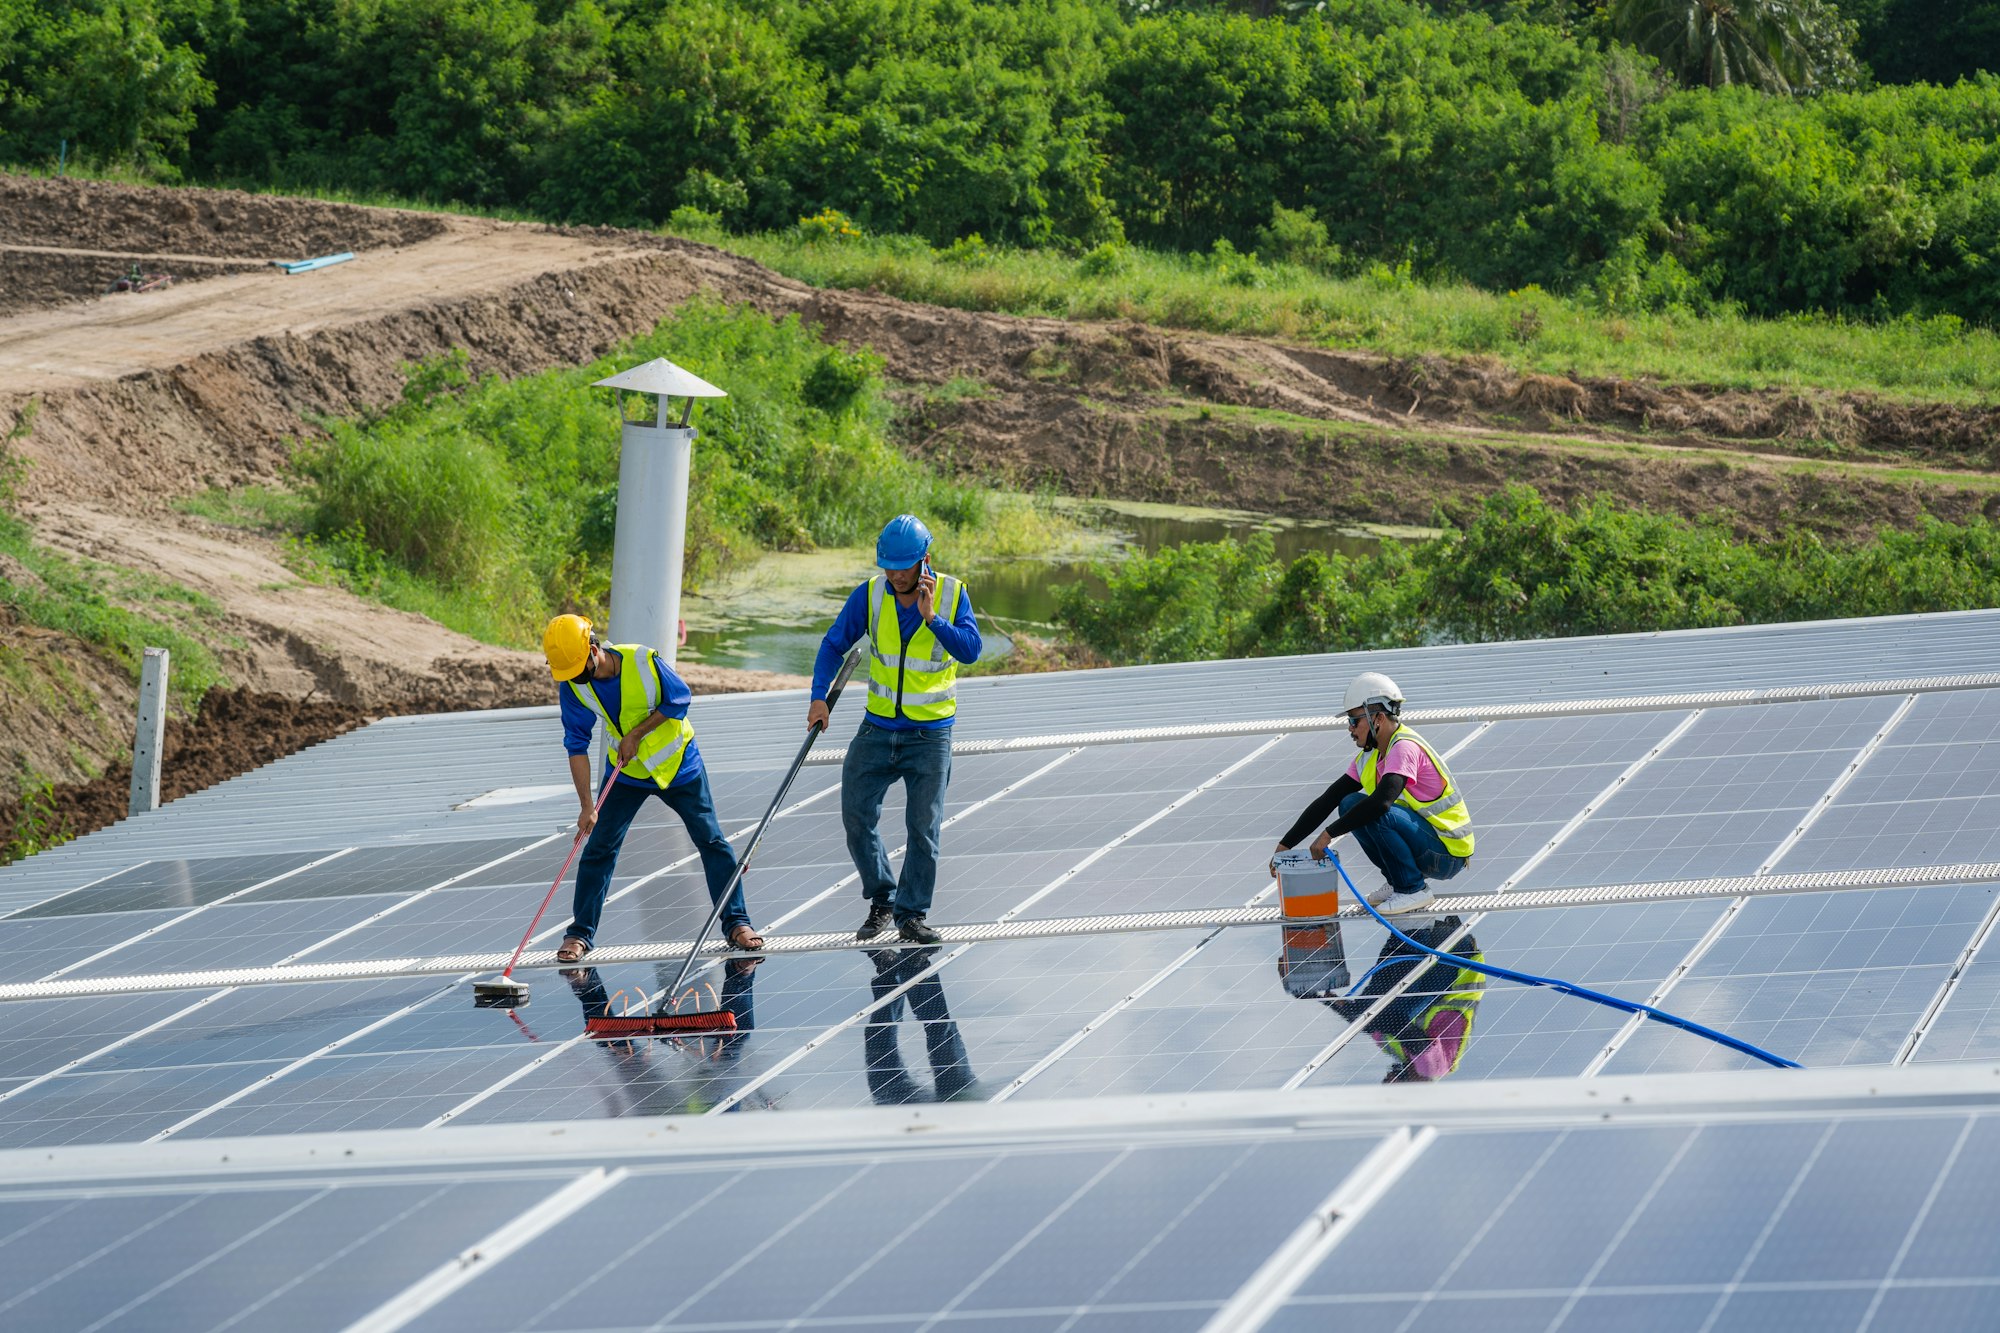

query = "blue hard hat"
[{"left": 875, "top": 514, "right": 932, "bottom": 569}]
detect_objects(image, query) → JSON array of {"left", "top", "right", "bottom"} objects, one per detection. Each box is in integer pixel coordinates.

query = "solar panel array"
[{"left": 3, "top": 611, "right": 1999, "bottom": 1331}]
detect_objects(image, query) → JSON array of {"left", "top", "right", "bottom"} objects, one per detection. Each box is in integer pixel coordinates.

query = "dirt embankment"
[
  {"left": 0, "top": 687, "right": 373, "bottom": 856},
  {"left": 0, "top": 176, "right": 446, "bottom": 316},
  {"left": 5, "top": 175, "right": 1997, "bottom": 522}
]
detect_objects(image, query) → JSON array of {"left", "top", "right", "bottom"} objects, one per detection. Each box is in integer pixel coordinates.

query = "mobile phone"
[{"left": 921, "top": 558, "right": 933, "bottom": 581}]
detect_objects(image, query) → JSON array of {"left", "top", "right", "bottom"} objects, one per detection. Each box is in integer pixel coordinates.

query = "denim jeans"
[
  {"left": 842, "top": 721, "right": 953, "bottom": 919},
  {"left": 568, "top": 771, "right": 748, "bottom": 947},
  {"left": 1339, "top": 791, "right": 1467, "bottom": 895}
]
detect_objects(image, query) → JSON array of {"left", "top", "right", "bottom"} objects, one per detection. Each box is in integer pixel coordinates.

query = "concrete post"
[{"left": 128, "top": 647, "right": 169, "bottom": 817}]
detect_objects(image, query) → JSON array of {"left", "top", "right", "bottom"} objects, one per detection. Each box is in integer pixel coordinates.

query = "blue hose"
[{"left": 1322, "top": 853, "right": 1802, "bottom": 1071}]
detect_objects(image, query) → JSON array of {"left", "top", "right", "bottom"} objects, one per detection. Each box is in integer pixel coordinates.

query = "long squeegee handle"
[
  {"left": 496, "top": 755, "right": 633, "bottom": 982},
  {"left": 660, "top": 646, "right": 865, "bottom": 1001}
]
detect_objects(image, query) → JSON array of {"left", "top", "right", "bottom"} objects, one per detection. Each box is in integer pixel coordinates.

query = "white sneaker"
[
  {"left": 1362, "top": 881, "right": 1397, "bottom": 908},
  {"left": 1378, "top": 886, "right": 1436, "bottom": 915}
]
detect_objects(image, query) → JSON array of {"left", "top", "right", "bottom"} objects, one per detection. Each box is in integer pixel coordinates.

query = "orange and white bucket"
[{"left": 1272, "top": 849, "right": 1342, "bottom": 920}]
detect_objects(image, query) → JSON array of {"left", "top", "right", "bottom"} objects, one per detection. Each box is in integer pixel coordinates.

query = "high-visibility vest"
[
  {"left": 865, "top": 573, "right": 964, "bottom": 723},
  {"left": 567, "top": 643, "right": 693, "bottom": 789},
  {"left": 1379, "top": 952, "right": 1485, "bottom": 1075},
  {"left": 1359, "top": 724, "right": 1475, "bottom": 858}
]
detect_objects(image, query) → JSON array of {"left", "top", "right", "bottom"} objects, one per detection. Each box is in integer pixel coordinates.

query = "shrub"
[
  {"left": 795, "top": 207, "right": 865, "bottom": 244},
  {"left": 1056, "top": 485, "right": 2000, "bottom": 664},
  {"left": 289, "top": 298, "right": 989, "bottom": 646}
]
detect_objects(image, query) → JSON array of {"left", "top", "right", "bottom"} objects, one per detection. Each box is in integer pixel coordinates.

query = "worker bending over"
[
  {"left": 543, "top": 615, "right": 761, "bottom": 963},
  {"left": 809, "top": 514, "right": 981, "bottom": 945},
  {"left": 1274, "top": 671, "right": 1474, "bottom": 914}
]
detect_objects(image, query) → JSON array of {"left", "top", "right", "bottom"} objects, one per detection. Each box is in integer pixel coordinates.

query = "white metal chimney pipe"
[{"left": 590, "top": 358, "right": 726, "bottom": 663}]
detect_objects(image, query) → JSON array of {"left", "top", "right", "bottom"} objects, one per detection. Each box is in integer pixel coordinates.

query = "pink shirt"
[{"left": 1347, "top": 735, "right": 1446, "bottom": 804}]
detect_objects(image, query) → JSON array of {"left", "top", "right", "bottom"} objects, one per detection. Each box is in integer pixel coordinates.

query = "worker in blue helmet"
[{"left": 808, "top": 514, "right": 982, "bottom": 944}]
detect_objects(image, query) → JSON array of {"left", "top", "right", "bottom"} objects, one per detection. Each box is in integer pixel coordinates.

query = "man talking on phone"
[{"left": 810, "top": 514, "right": 982, "bottom": 944}]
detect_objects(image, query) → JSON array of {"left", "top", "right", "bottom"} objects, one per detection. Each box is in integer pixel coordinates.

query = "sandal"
[
  {"left": 556, "top": 936, "right": 592, "bottom": 964},
  {"left": 728, "top": 923, "right": 766, "bottom": 952}
]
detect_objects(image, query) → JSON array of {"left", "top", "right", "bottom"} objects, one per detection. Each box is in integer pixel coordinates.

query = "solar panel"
[
  {"left": 1275, "top": 1114, "right": 1998, "bottom": 1332},
  {"left": 5, "top": 612, "right": 2000, "bottom": 1329}
]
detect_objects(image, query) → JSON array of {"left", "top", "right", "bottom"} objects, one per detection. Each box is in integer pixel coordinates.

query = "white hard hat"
[{"left": 1343, "top": 671, "right": 1403, "bottom": 713}]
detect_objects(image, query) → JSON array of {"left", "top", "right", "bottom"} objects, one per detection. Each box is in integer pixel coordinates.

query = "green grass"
[
  {"left": 0, "top": 514, "right": 228, "bottom": 710},
  {"left": 175, "top": 484, "right": 314, "bottom": 532},
  {"left": 710, "top": 229, "right": 2000, "bottom": 405}
]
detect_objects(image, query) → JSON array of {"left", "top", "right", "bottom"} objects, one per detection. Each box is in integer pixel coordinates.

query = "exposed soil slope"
[
  {"left": 0, "top": 175, "right": 1994, "bottom": 844},
  {"left": 3, "top": 175, "right": 1996, "bottom": 520}
]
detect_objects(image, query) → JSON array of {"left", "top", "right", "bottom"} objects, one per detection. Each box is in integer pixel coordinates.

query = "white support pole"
[
  {"left": 607, "top": 404, "right": 692, "bottom": 663},
  {"left": 128, "top": 647, "right": 169, "bottom": 817},
  {"left": 593, "top": 358, "right": 723, "bottom": 665}
]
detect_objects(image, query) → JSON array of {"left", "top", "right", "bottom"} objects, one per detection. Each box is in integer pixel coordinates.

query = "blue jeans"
[
  {"left": 568, "top": 771, "right": 749, "bottom": 947},
  {"left": 1340, "top": 791, "right": 1466, "bottom": 895},
  {"left": 842, "top": 721, "right": 953, "bottom": 920}
]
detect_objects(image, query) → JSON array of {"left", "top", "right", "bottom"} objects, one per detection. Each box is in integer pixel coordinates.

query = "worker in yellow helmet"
[{"left": 542, "top": 614, "right": 761, "bottom": 963}]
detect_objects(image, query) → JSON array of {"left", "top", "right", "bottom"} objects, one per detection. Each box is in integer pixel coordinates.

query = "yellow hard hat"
[{"left": 543, "top": 614, "right": 594, "bottom": 681}]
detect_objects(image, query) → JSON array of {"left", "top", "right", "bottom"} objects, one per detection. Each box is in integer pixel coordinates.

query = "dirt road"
[{"left": 0, "top": 225, "right": 631, "bottom": 394}]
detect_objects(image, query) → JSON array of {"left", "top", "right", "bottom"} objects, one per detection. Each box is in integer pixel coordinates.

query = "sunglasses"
[{"left": 1345, "top": 711, "right": 1368, "bottom": 729}]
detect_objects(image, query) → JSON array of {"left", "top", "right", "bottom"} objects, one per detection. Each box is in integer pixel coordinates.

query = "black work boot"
[
  {"left": 897, "top": 914, "right": 943, "bottom": 946},
  {"left": 856, "top": 898, "right": 895, "bottom": 941}
]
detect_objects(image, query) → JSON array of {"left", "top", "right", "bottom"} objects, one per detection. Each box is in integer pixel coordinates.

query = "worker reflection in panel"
[
  {"left": 862, "top": 948, "right": 980, "bottom": 1103},
  {"left": 563, "top": 962, "right": 777, "bottom": 1113},
  {"left": 1321, "top": 917, "right": 1486, "bottom": 1083}
]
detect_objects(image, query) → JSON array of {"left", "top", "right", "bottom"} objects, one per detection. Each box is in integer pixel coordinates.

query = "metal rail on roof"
[
  {"left": 4, "top": 860, "right": 1996, "bottom": 1007},
  {"left": 803, "top": 671, "right": 2000, "bottom": 763},
  {"left": 7, "top": 1061, "right": 2000, "bottom": 1190}
]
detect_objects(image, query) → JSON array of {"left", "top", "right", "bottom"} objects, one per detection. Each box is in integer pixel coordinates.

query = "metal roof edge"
[{"left": 9, "top": 1061, "right": 1998, "bottom": 1186}]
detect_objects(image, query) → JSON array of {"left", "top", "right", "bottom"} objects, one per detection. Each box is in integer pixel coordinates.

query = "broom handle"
[
  {"left": 498, "top": 754, "right": 633, "bottom": 981},
  {"left": 662, "top": 645, "right": 864, "bottom": 1001}
]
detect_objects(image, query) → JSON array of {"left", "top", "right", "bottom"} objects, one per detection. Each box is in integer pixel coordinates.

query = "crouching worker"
[
  {"left": 1273, "top": 671, "right": 1474, "bottom": 915},
  {"left": 543, "top": 614, "right": 762, "bottom": 963}
]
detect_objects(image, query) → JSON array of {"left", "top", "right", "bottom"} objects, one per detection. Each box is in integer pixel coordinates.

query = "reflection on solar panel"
[{"left": 3, "top": 611, "right": 2000, "bottom": 1330}]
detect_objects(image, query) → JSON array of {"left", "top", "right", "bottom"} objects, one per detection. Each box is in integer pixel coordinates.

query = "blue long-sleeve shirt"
[
  {"left": 812, "top": 576, "right": 982, "bottom": 731},
  {"left": 559, "top": 646, "right": 704, "bottom": 789}
]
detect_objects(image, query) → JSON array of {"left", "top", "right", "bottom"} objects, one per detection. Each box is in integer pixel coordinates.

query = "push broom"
[{"left": 581, "top": 645, "right": 864, "bottom": 1037}]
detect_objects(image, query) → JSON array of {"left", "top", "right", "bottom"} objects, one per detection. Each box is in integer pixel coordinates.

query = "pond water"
[{"left": 679, "top": 499, "right": 1426, "bottom": 678}]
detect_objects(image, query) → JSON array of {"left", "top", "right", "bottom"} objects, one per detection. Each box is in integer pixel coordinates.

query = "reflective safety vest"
[
  {"left": 1379, "top": 952, "right": 1485, "bottom": 1075},
  {"left": 567, "top": 643, "right": 694, "bottom": 789},
  {"left": 1358, "top": 724, "right": 1475, "bottom": 858},
  {"left": 866, "top": 573, "right": 964, "bottom": 723}
]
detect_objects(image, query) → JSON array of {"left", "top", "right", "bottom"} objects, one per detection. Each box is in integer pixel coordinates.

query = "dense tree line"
[{"left": 2, "top": 0, "right": 1996, "bottom": 322}]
